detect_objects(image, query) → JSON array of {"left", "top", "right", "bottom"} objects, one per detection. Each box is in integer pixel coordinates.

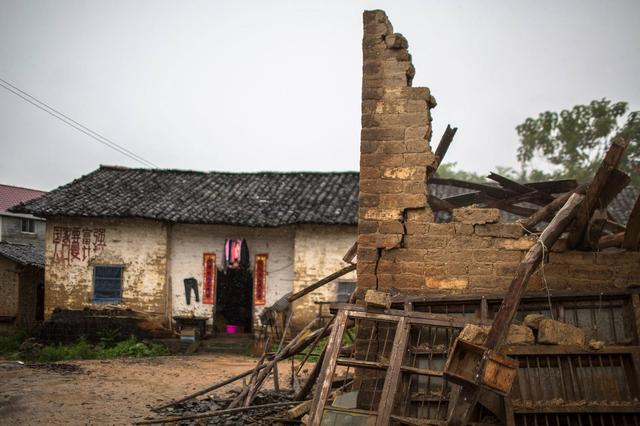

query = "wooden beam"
[
  {"left": 524, "top": 179, "right": 578, "bottom": 194},
  {"left": 567, "top": 136, "right": 629, "bottom": 249},
  {"left": 429, "top": 177, "right": 517, "bottom": 200},
  {"left": 342, "top": 242, "right": 357, "bottom": 264},
  {"left": 446, "top": 193, "right": 585, "bottom": 426},
  {"left": 428, "top": 124, "right": 458, "bottom": 177},
  {"left": 288, "top": 264, "right": 356, "bottom": 303},
  {"left": 585, "top": 209, "right": 608, "bottom": 250},
  {"left": 439, "top": 192, "right": 482, "bottom": 208},
  {"left": 598, "top": 231, "right": 625, "bottom": 249},
  {"left": 487, "top": 172, "right": 554, "bottom": 203},
  {"left": 623, "top": 194, "right": 640, "bottom": 250},
  {"left": 519, "top": 185, "right": 587, "bottom": 232},
  {"left": 428, "top": 194, "right": 455, "bottom": 211},
  {"left": 599, "top": 168, "right": 630, "bottom": 207}
]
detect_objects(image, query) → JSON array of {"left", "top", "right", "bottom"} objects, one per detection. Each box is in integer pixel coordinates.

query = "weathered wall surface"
[
  {"left": 169, "top": 224, "right": 295, "bottom": 328},
  {"left": 377, "top": 210, "right": 640, "bottom": 294},
  {"left": 0, "top": 256, "right": 19, "bottom": 318},
  {"left": 357, "top": 10, "right": 437, "bottom": 289},
  {"left": 357, "top": 10, "right": 640, "bottom": 297},
  {"left": 44, "top": 217, "right": 169, "bottom": 319},
  {"left": 292, "top": 225, "right": 357, "bottom": 328},
  {"left": 0, "top": 214, "right": 45, "bottom": 245},
  {"left": 17, "top": 266, "right": 43, "bottom": 330}
]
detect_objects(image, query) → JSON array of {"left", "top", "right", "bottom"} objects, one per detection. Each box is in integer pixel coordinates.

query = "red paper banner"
[
  {"left": 202, "top": 253, "right": 216, "bottom": 304},
  {"left": 254, "top": 254, "right": 267, "bottom": 305}
]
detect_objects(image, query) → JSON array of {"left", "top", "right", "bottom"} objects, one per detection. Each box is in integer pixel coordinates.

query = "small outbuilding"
[{"left": 0, "top": 241, "right": 44, "bottom": 331}]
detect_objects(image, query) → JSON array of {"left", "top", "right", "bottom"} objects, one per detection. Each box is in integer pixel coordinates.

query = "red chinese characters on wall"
[
  {"left": 254, "top": 254, "right": 267, "bottom": 305},
  {"left": 53, "top": 226, "right": 106, "bottom": 264},
  {"left": 202, "top": 253, "right": 216, "bottom": 305}
]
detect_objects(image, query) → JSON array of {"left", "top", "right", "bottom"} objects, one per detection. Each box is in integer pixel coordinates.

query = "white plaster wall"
[
  {"left": 292, "top": 225, "right": 357, "bottom": 328},
  {"left": 168, "top": 224, "right": 295, "bottom": 326}
]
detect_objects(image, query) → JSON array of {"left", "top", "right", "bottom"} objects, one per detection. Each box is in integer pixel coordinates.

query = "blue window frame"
[{"left": 93, "top": 266, "right": 123, "bottom": 303}]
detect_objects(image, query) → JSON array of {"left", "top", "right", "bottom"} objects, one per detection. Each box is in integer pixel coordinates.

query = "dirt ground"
[{"left": 0, "top": 354, "right": 287, "bottom": 425}]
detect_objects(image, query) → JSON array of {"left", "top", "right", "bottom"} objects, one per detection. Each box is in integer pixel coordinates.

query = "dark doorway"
[
  {"left": 215, "top": 267, "right": 253, "bottom": 333},
  {"left": 36, "top": 281, "right": 45, "bottom": 321}
]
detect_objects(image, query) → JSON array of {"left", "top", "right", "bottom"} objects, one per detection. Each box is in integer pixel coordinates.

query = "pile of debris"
[{"left": 37, "top": 306, "right": 172, "bottom": 343}]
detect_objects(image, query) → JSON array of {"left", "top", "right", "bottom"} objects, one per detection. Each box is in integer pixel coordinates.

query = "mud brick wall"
[{"left": 357, "top": 10, "right": 640, "bottom": 297}]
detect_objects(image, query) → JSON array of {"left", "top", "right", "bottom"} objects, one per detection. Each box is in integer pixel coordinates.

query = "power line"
[{"left": 0, "top": 77, "right": 159, "bottom": 168}]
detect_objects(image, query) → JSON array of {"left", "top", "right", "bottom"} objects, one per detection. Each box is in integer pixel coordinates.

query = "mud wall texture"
[
  {"left": 292, "top": 225, "right": 357, "bottom": 328},
  {"left": 357, "top": 10, "right": 640, "bottom": 296},
  {"left": 169, "top": 224, "right": 295, "bottom": 328},
  {"left": 0, "top": 256, "right": 19, "bottom": 318},
  {"left": 44, "top": 217, "right": 169, "bottom": 319}
]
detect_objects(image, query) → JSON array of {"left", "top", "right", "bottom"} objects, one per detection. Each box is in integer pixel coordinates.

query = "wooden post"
[
  {"left": 428, "top": 124, "right": 458, "bottom": 177},
  {"left": 623, "top": 194, "right": 640, "bottom": 250},
  {"left": 567, "top": 136, "right": 629, "bottom": 249},
  {"left": 446, "top": 193, "right": 584, "bottom": 426}
]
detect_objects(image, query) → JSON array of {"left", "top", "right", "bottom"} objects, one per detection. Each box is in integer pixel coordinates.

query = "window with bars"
[{"left": 93, "top": 266, "right": 123, "bottom": 303}]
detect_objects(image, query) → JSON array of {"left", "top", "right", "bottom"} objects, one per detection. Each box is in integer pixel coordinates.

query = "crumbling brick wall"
[{"left": 357, "top": 10, "right": 640, "bottom": 297}]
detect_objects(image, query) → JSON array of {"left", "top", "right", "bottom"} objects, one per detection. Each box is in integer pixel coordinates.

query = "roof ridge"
[
  {"left": 0, "top": 183, "right": 47, "bottom": 193},
  {"left": 98, "top": 165, "right": 359, "bottom": 176}
]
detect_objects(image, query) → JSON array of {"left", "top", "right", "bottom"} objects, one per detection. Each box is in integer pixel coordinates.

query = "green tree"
[
  {"left": 435, "top": 162, "right": 487, "bottom": 182},
  {"left": 516, "top": 99, "right": 640, "bottom": 184}
]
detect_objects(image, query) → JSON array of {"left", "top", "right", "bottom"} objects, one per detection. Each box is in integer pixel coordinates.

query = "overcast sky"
[{"left": 1, "top": 0, "right": 638, "bottom": 191}]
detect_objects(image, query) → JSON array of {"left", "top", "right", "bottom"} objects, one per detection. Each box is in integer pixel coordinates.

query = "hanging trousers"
[{"left": 183, "top": 278, "right": 199, "bottom": 305}]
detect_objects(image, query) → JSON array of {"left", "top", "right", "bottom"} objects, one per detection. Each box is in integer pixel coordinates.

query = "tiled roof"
[
  {"left": 12, "top": 166, "right": 360, "bottom": 227},
  {"left": 11, "top": 166, "right": 638, "bottom": 228},
  {"left": 0, "top": 242, "right": 44, "bottom": 267},
  {"left": 0, "top": 184, "right": 46, "bottom": 212}
]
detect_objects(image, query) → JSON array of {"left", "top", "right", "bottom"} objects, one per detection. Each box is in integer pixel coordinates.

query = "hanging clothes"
[
  {"left": 223, "top": 238, "right": 251, "bottom": 270},
  {"left": 240, "top": 239, "right": 250, "bottom": 269}
]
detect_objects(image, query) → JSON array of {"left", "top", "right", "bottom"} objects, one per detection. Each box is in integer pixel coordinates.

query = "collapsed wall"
[{"left": 357, "top": 10, "right": 640, "bottom": 297}]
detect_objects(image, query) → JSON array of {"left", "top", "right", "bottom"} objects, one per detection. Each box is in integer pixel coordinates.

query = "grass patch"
[
  {"left": 1, "top": 333, "right": 169, "bottom": 363},
  {"left": 0, "top": 330, "right": 30, "bottom": 356}
]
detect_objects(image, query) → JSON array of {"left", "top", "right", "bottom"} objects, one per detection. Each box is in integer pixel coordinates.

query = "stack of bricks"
[{"left": 356, "top": 10, "right": 640, "bottom": 296}]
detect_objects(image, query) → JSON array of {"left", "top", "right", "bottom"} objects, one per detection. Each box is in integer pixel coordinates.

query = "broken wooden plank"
[
  {"left": 524, "top": 179, "right": 578, "bottom": 194},
  {"left": 446, "top": 193, "right": 585, "bottom": 426},
  {"left": 308, "top": 309, "right": 349, "bottom": 426},
  {"left": 567, "top": 136, "right": 629, "bottom": 249},
  {"left": 598, "top": 231, "right": 625, "bottom": 249},
  {"left": 599, "top": 168, "right": 630, "bottom": 207},
  {"left": 519, "top": 185, "right": 587, "bottom": 232},
  {"left": 428, "top": 124, "right": 458, "bottom": 177},
  {"left": 623, "top": 193, "right": 640, "bottom": 250},
  {"left": 376, "top": 316, "right": 410, "bottom": 425},
  {"left": 429, "top": 177, "right": 517, "bottom": 200},
  {"left": 428, "top": 194, "right": 456, "bottom": 211},
  {"left": 439, "top": 192, "right": 481, "bottom": 208},
  {"left": 136, "top": 401, "right": 309, "bottom": 425},
  {"left": 342, "top": 242, "right": 358, "bottom": 264},
  {"left": 487, "top": 172, "right": 554, "bottom": 203},
  {"left": 585, "top": 209, "right": 608, "bottom": 250},
  {"left": 288, "top": 264, "right": 356, "bottom": 303}
]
